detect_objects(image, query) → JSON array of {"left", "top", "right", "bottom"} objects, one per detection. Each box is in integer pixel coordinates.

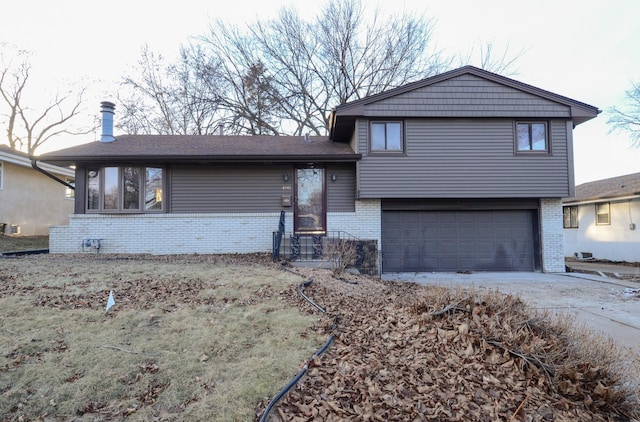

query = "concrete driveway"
[{"left": 382, "top": 270, "right": 640, "bottom": 354}]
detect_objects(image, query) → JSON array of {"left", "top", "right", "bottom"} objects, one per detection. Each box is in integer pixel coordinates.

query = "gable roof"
[
  {"left": 329, "top": 66, "right": 600, "bottom": 140},
  {"left": 564, "top": 172, "right": 640, "bottom": 204},
  {"left": 36, "top": 135, "right": 360, "bottom": 167},
  {"left": 0, "top": 144, "right": 74, "bottom": 177}
]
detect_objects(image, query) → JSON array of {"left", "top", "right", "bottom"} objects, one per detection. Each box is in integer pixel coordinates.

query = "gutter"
[
  {"left": 30, "top": 159, "right": 75, "bottom": 191},
  {"left": 563, "top": 194, "right": 640, "bottom": 206}
]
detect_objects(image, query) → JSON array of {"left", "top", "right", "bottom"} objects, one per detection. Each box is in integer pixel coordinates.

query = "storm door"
[{"left": 294, "top": 168, "right": 326, "bottom": 234}]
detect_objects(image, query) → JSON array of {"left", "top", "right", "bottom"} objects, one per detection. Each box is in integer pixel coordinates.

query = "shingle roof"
[
  {"left": 329, "top": 66, "right": 600, "bottom": 141},
  {"left": 564, "top": 172, "right": 640, "bottom": 203},
  {"left": 1, "top": 144, "right": 75, "bottom": 176},
  {"left": 36, "top": 135, "right": 360, "bottom": 166},
  {"left": 0, "top": 144, "right": 29, "bottom": 158}
]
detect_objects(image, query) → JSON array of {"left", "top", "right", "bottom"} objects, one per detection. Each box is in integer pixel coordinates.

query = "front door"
[{"left": 294, "top": 167, "right": 326, "bottom": 234}]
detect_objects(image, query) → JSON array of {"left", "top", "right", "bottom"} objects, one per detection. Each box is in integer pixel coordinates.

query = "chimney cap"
[{"left": 100, "top": 101, "right": 116, "bottom": 112}]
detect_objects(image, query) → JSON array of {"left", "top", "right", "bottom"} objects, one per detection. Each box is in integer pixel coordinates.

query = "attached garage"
[{"left": 381, "top": 200, "right": 541, "bottom": 272}]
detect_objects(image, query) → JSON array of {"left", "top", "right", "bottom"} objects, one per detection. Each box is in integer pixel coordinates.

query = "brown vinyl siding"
[
  {"left": 365, "top": 74, "right": 571, "bottom": 118},
  {"left": 357, "top": 118, "right": 570, "bottom": 198},
  {"left": 326, "top": 163, "right": 356, "bottom": 212},
  {"left": 171, "top": 164, "right": 355, "bottom": 213}
]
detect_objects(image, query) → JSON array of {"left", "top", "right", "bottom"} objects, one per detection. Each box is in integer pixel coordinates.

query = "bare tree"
[
  {"left": 0, "top": 45, "right": 91, "bottom": 155},
  {"left": 458, "top": 41, "right": 526, "bottom": 76},
  {"left": 607, "top": 80, "right": 640, "bottom": 147},
  {"left": 118, "top": 45, "right": 224, "bottom": 135},
  {"left": 195, "top": 0, "right": 450, "bottom": 135},
  {"left": 127, "top": 0, "right": 522, "bottom": 137}
]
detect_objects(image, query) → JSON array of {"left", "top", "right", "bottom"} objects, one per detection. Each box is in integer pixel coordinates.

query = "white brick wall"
[
  {"left": 540, "top": 198, "right": 565, "bottom": 273},
  {"left": 49, "top": 200, "right": 382, "bottom": 257},
  {"left": 327, "top": 199, "right": 381, "bottom": 244}
]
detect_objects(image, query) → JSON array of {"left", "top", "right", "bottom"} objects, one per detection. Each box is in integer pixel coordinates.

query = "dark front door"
[{"left": 294, "top": 168, "right": 326, "bottom": 234}]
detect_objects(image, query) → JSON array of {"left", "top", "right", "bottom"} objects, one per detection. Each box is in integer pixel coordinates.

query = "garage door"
[{"left": 382, "top": 210, "right": 536, "bottom": 272}]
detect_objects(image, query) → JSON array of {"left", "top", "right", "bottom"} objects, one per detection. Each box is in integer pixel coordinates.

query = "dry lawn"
[
  {"left": 0, "top": 254, "right": 323, "bottom": 421},
  {"left": 1, "top": 254, "right": 639, "bottom": 422},
  {"left": 0, "top": 236, "right": 49, "bottom": 253}
]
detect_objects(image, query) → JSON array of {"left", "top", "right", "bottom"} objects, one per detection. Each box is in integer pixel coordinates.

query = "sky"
[{"left": 1, "top": 0, "right": 639, "bottom": 184}]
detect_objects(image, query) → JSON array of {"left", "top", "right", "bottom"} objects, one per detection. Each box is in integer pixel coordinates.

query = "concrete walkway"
[{"left": 382, "top": 270, "right": 640, "bottom": 354}]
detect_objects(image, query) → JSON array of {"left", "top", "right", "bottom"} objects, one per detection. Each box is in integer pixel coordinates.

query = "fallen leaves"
[{"left": 262, "top": 267, "right": 640, "bottom": 421}]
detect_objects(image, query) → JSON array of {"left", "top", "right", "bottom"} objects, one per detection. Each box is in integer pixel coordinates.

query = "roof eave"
[
  {"left": 563, "top": 193, "right": 640, "bottom": 205},
  {"left": 40, "top": 154, "right": 363, "bottom": 166}
]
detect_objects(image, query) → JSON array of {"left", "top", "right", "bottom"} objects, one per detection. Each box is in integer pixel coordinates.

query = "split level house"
[
  {"left": 0, "top": 145, "right": 75, "bottom": 236},
  {"left": 563, "top": 172, "right": 640, "bottom": 263},
  {"left": 37, "top": 66, "right": 599, "bottom": 274}
]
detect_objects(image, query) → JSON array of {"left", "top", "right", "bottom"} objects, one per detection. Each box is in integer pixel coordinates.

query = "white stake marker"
[{"left": 106, "top": 290, "right": 115, "bottom": 311}]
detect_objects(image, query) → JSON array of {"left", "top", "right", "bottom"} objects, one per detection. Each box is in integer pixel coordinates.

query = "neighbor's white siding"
[{"left": 564, "top": 198, "right": 640, "bottom": 262}]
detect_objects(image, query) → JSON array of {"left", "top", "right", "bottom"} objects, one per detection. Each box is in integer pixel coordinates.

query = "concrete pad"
[{"left": 382, "top": 271, "right": 640, "bottom": 354}]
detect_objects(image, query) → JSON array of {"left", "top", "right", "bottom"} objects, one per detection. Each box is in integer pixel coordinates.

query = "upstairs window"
[
  {"left": 563, "top": 206, "right": 578, "bottom": 228},
  {"left": 87, "top": 166, "right": 164, "bottom": 212},
  {"left": 595, "top": 202, "right": 610, "bottom": 225},
  {"left": 516, "top": 122, "right": 548, "bottom": 152},
  {"left": 371, "top": 121, "right": 403, "bottom": 152}
]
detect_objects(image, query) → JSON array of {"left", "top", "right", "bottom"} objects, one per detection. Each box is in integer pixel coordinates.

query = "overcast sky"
[{"left": 1, "top": 0, "right": 639, "bottom": 184}]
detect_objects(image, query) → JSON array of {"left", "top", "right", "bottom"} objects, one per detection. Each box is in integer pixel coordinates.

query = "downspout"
[{"left": 30, "top": 159, "right": 75, "bottom": 191}]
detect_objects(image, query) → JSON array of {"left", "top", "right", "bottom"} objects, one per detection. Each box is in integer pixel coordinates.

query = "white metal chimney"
[{"left": 100, "top": 101, "right": 116, "bottom": 142}]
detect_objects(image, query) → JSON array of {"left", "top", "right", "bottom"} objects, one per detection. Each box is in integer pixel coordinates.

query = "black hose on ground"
[
  {"left": 258, "top": 272, "right": 338, "bottom": 422},
  {"left": 296, "top": 278, "right": 326, "bottom": 313},
  {"left": 258, "top": 331, "right": 335, "bottom": 422}
]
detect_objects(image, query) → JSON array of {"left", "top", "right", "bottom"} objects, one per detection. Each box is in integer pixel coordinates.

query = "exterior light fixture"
[
  {"left": 331, "top": 173, "right": 337, "bottom": 181},
  {"left": 283, "top": 173, "right": 289, "bottom": 181}
]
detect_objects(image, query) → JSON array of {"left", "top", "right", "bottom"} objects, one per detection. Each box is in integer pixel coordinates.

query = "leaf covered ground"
[{"left": 259, "top": 265, "right": 640, "bottom": 422}]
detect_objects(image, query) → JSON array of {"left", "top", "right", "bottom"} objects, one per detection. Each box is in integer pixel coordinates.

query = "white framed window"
[
  {"left": 563, "top": 206, "right": 578, "bottom": 228},
  {"left": 65, "top": 177, "right": 75, "bottom": 199},
  {"left": 595, "top": 202, "right": 610, "bottom": 225}
]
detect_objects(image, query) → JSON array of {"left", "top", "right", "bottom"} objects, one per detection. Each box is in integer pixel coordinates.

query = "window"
[
  {"left": 86, "top": 166, "right": 164, "bottom": 212},
  {"left": 371, "top": 121, "right": 403, "bottom": 152},
  {"left": 516, "top": 122, "right": 548, "bottom": 152},
  {"left": 595, "top": 202, "right": 610, "bottom": 225},
  {"left": 563, "top": 206, "right": 578, "bottom": 228},
  {"left": 65, "top": 177, "right": 75, "bottom": 199}
]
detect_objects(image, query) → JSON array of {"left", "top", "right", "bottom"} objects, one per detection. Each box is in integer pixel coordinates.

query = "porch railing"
[{"left": 272, "top": 230, "right": 378, "bottom": 275}]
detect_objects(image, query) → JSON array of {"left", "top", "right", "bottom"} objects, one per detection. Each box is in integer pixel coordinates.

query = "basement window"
[
  {"left": 563, "top": 206, "right": 578, "bottom": 228},
  {"left": 595, "top": 202, "right": 610, "bottom": 225},
  {"left": 87, "top": 166, "right": 164, "bottom": 212}
]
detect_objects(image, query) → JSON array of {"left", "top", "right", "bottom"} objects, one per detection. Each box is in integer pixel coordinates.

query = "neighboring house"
[
  {"left": 563, "top": 172, "right": 640, "bottom": 263},
  {"left": 37, "top": 66, "right": 599, "bottom": 273},
  {"left": 0, "top": 145, "right": 75, "bottom": 236}
]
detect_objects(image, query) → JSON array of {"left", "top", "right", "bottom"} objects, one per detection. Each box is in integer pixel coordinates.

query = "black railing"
[{"left": 272, "top": 230, "right": 378, "bottom": 275}]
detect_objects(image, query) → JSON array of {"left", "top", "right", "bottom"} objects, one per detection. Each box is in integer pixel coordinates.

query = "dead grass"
[
  {"left": 0, "top": 235, "right": 49, "bottom": 253},
  {"left": 0, "top": 254, "right": 322, "bottom": 421},
  {"left": 2, "top": 255, "right": 639, "bottom": 421}
]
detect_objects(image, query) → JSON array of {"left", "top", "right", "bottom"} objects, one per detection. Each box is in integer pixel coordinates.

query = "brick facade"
[
  {"left": 540, "top": 198, "right": 565, "bottom": 272},
  {"left": 49, "top": 199, "right": 381, "bottom": 259}
]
